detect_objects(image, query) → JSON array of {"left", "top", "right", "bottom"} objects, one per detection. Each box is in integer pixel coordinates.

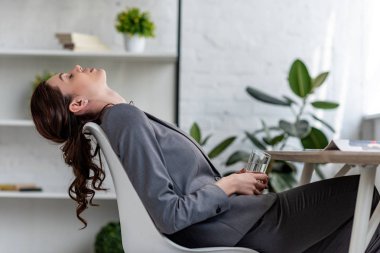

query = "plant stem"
[
  {"left": 290, "top": 104, "right": 298, "bottom": 117},
  {"left": 296, "top": 98, "right": 307, "bottom": 122},
  {"left": 279, "top": 135, "right": 289, "bottom": 150}
]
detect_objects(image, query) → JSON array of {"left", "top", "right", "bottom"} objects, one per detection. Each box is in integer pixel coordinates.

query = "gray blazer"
[{"left": 100, "top": 103, "right": 277, "bottom": 248}]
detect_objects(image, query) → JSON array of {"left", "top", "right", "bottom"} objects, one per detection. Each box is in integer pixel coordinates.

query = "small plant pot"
[{"left": 123, "top": 35, "right": 146, "bottom": 53}]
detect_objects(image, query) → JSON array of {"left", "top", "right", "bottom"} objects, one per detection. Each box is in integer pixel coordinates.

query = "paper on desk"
[{"left": 324, "top": 140, "right": 380, "bottom": 152}]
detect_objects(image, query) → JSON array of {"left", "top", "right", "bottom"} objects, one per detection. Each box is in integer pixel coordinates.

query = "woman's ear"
[{"left": 69, "top": 96, "right": 89, "bottom": 114}]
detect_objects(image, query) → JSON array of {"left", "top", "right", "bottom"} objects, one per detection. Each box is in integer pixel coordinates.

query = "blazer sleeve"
[{"left": 101, "top": 105, "right": 230, "bottom": 234}]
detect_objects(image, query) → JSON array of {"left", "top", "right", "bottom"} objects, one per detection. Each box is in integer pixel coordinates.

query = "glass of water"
[{"left": 245, "top": 150, "right": 271, "bottom": 173}]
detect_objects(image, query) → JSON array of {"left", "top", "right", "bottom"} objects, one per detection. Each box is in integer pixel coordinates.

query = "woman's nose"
[{"left": 73, "top": 65, "right": 82, "bottom": 72}]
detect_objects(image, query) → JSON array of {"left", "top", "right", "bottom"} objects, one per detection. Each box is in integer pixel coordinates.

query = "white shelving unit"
[
  {"left": 0, "top": 48, "right": 177, "bottom": 192},
  {"left": 0, "top": 191, "right": 116, "bottom": 200},
  {"left": 0, "top": 119, "right": 34, "bottom": 127},
  {"left": 0, "top": 49, "right": 177, "bottom": 253},
  {"left": 0, "top": 49, "right": 177, "bottom": 62}
]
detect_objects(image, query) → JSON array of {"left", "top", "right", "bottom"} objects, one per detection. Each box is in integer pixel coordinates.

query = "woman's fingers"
[
  {"left": 255, "top": 180, "right": 267, "bottom": 191},
  {"left": 218, "top": 171, "right": 270, "bottom": 196}
]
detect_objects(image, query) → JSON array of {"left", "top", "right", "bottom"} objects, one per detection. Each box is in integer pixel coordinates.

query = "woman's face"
[{"left": 47, "top": 65, "right": 107, "bottom": 98}]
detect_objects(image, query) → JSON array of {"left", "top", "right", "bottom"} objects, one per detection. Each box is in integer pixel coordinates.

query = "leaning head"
[{"left": 30, "top": 65, "right": 107, "bottom": 143}]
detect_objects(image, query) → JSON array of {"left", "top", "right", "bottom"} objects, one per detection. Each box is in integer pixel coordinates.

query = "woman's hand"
[{"left": 215, "top": 171, "right": 268, "bottom": 197}]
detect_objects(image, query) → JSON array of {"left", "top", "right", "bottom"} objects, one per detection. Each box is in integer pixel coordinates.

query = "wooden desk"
[{"left": 268, "top": 150, "right": 380, "bottom": 253}]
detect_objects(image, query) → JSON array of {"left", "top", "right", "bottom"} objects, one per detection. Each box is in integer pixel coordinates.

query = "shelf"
[
  {"left": 0, "top": 119, "right": 34, "bottom": 127},
  {"left": 0, "top": 49, "right": 177, "bottom": 62},
  {"left": 363, "top": 114, "right": 380, "bottom": 120},
  {"left": 0, "top": 191, "right": 116, "bottom": 200}
]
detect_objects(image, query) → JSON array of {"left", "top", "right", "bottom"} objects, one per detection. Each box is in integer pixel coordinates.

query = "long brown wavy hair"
[{"left": 30, "top": 81, "right": 107, "bottom": 228}]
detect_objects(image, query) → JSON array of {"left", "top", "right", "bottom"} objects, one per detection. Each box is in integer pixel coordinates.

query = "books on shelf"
[
  {"left": 55, "top": 32, "right": 109, "bottom": 52},
  {"left": 324, "top": 139, "right": 380, "bottom": 152},
  {"left": 0, "top": 183, "right": 42, "bottom": 192}
]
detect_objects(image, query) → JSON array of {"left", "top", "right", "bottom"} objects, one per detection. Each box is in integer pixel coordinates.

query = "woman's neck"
[{"left": 90, "top": 87, "right": 127, "bottom": 113}]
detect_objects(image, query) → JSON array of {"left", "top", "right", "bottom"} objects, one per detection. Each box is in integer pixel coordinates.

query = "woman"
[{"left": 30, "top": 65, "right": 380, "bottom": 253}]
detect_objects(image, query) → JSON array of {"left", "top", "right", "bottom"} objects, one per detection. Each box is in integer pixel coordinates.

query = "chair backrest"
[{"left": 83, "top": 122, "right": 258, "bottom": 253}]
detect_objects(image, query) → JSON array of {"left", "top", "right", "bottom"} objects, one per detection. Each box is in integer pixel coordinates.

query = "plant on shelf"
[
  {"left": 226, "top": 59, "right": 339, "bottom": 192},
  {"left": 95, "top": 221, "right": 124, "bottom": 253},
  {"left": 115, "top": 7, "right": 156, "bottom": 53},
  {"left": 32, "top": 71, "right": 54, "bottom": 90},
  {"left": 189, "top": 122, "right": 236, "bottom": 160}
]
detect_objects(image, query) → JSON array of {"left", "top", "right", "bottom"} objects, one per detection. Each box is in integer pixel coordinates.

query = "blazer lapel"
[{"left": 144, "top": 112, "right": 221, "bottom": 176}]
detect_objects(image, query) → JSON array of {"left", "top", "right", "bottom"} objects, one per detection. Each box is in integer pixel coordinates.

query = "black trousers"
[{"left": 235, "top": 175, "right": 380, "bottom": 253}]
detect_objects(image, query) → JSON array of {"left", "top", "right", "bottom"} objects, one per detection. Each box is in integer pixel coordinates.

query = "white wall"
[
  {"left": 362, "top": 0, "right": 380, "bottom": 116},
  {"left": 180, "top": 0, "right": 368, "bottom": 172}
]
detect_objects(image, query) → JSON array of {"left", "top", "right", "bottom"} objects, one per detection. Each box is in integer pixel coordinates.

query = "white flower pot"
[{"left": 123, "top": 35, "right": 146, "bottom": 53}]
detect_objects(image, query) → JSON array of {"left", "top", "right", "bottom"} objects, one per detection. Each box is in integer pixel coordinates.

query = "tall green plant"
[{"left": 226, "top": 59, "right": 339, "bottom": 192}]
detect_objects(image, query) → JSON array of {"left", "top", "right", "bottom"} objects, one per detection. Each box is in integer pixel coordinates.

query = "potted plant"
[
  {"left": 115, "top": 7, "right": 156, "bottom": 53},
  {"left": 226, "top": 59, "right": 339, "bottom": 192},
  {"left": 32, "top": 71, "right": 54, "bottom": 90},
  {"left": 95, "top": 221, "right": 124, "bottom": 253}
]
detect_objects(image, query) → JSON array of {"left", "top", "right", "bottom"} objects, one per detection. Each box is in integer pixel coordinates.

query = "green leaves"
[
  {"left": 33, "top": 71, "right": 54, "bottom": 90},
  {"left": 190, "top": 123, "right": 201, "bottom": 144},
  {"left": 312, "top": 72, "right": 329, "bottom": 89},
  {"left": 95, "top": 222, "right": 124, "bottom": 253},
  {"left": 115, "top": 7, "right": 155, "bottom": 37},
  {"left": 288, "top": 59, "right": 312, "bottom": 98},
  {"left": 208, "top": 137, "right": 236, "bottom": 159},
  {"left": 279, "top": 120, "right": 310, "bottom": 138},
  {"left": 189, "top": 122, "right": 235, "bottom": 160},
  {"left": 301, "top": 127, "right": 328, "bottom": 149},
  {"left": 225, "top": 151, "right": 250, "bottom": 166},
  {"left": 245, "top": 131, "right": 266, "bottom": 150},
  {"left": 233, "top": 58, "right": 337, "bottom": 192},
  {"left": 311, "top": 101, "right": 339, "bottom": 109},
  {"left": 190, "top": 122, "right": 212, "bottom": 145},
  {"left": 246, "top": 87, "right": 291, "bottom": 106},
  {"left": 310, "top": 114, "right": 335, "bottom": 133},
  {"left": 263, "top": 134, "right": 285, "bottom": 146}
]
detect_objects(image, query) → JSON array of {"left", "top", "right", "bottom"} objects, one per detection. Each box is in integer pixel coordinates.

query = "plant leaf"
[
  {"left": 190, "top": 123, "right": 201, "bottom": 144},
  {"left": 312, "top": 72, "right": 329, "bottom": 89},
  {"left": 200, "top": 134, "right": 212, "bottom": 146},
  {"left": 269, "top": 171, "right": 297, "bottom": 192},
  {"left": 261, "top": 120, "right": 271, "bottom": 139},
  {"left": 270, "top": 160, "right": 297, "bottom": 173},
  {"left": 225, "top": 151, "right": 250, "bottom": 166},
  {"left": 208, "top": 136, "right": 236, "bottom": 159},
  {"left": 246, "top": 86, "right": 291, "bottom": 106},
  {"left": 245, "top": 131, "right": 267, "bottom": 150},
  {"left": 310, "top": 113, "right": 335, "bottom": 133},
  {"left": 279, "top": 120, "right": 310, "bottom": 138},
  {"left": 311, "top": 101, "right": 339, "bottom": 110},
  {"left": 301, "top": 127, "right": 329, "bottom": 149},
  {"left": 288, "top": 59, "right": 312, "bottom": 98},
  {"left": 252, "top": 126, "right": 282, "bottom": 135},
  {"left": 268, "top": 134, "right": 285, "bottom": 146},
  {"left": 282, "top": 95, "right": 299, "bottom": 105}
]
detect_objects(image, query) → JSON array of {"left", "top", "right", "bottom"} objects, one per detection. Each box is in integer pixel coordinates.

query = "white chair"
[{"left": 83, "top": 122, "right": 258, "bottom": 253}]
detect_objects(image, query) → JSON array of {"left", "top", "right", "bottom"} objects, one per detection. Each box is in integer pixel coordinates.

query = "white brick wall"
[{"left": 180, "top": 0, "right": 367, "bottom": 172}]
